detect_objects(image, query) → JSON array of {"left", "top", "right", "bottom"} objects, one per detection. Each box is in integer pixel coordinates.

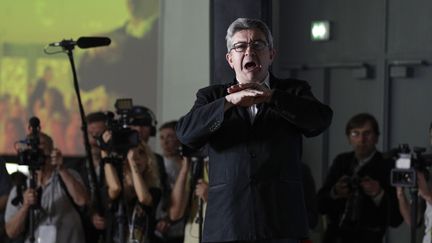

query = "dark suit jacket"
[
  {"left": 317, "top": 151, "right": 403, "bottom": 243},
  {"left": 176, "top": 74, "right": 332, "bottom": 242}
]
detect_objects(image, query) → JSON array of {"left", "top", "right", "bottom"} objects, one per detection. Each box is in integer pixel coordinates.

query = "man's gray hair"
[{"left": 225, "top": 18, "right": 274, "bottom": 52}]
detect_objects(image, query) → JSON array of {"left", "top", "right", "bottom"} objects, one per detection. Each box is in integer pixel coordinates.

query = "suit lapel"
[
  {"left": 254, "top": 75, "right": 276, "bottom": 122},
  {"left": 237, "top": 106, "right": 250, "bottom": 122}
]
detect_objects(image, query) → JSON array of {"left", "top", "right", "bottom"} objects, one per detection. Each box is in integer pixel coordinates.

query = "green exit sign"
[{"left": 311, "top": 21, "right": 331, "bottom": 41}]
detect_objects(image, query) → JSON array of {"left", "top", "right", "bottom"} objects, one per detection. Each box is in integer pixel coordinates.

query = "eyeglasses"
[
  {"left": 349, "top": 130, "right": 374, "bottom": 138},
  {"left": 230, "top": 40, "right": 268, "bottom": 53}
]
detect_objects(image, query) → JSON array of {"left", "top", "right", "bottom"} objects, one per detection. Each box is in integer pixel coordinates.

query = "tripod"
[
  {"left": 408, "top": 183, "right": 419, "bottom": 243},
  {"left": 27, "top": 168, "right": 38, "bottom": 243},
  {"left": 104, "top": 155, "right": 128, "bottom": 243},
  {"left": 188, "top": 156, "right": 205, "bottom": 243}
]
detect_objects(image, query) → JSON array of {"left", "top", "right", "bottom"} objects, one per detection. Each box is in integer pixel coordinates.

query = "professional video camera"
[
  {"left": 99, "top": 98, "right": 140, "bottom": 157},
  {"left": 17, "top": 117, "right": 45, "bottom": 170},
  {"left": 391, "top": 144, "right": 432, "bottom": 187}
]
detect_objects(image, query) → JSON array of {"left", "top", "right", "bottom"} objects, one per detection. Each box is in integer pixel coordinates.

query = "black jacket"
[
  {"left": 317, "top": 151, "right": 403, "bottom": 243},
  {"left": 176, "top": 75, "right": 333, "bottom": 242}
]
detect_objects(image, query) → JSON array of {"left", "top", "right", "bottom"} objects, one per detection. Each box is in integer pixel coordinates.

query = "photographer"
[
  {"left": 395, "top": 125, "right": 432, "bottom": 243},
  {"left": 153, "top": 121, "right": 184, "bottom": 243},
  {"left": 396, "top": 171, "right": 432, "bottom": 243},
  {"left": 74, "top": 111, "right": 110, "bottom": 243},
  {"left": 103, "top": 133, "right": 161, "bottom": 243},
  {"left": 169, "top": 155, "right": 208, "bottom": 243},
  {"left": 0, "top": 161, "right": 12, "bottom": 242},
  {"left": 4, "top": 132, "right": 88, "bottom": 243},
  {"left": 317, "top": 113, "right": 402, "bottom": 243}
]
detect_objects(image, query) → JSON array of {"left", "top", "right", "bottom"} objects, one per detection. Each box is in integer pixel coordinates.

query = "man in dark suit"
[
  {"left": 175, "top": 18, "right": 333, "bottom": 243},
  {"left": 317, "top": 113, "right": 402, "bottom": 243}
]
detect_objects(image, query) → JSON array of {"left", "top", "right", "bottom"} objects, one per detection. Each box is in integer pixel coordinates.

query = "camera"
[
  {"left": 391, "top": 144, "right": 432, "bottom": 187},
  {"left": 178, "top": 144, "right": 205, "bottom": 158},
  {"left": 100, "top": 98, "right": 140, "bottom": 156},
  {"left": 17, "top": 117, "right": 45, "bottom": 170}
]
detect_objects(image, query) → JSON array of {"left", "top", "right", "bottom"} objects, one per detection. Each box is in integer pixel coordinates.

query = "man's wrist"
[
  {"left": 264, "top": 90, "right": 274, "bottom": 103},
  {"left": 224, "top": 96, "right": 234, "bottom": 111}
]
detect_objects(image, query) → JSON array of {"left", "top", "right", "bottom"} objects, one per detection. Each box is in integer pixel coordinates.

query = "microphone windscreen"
[{"left": 77, "top": 37, "right": 111, "bottom": 49}]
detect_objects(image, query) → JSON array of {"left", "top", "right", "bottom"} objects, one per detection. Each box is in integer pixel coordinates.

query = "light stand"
[
  {"left": 189, "top": 156, "right": 204, "bottom": 243},
  {"left": 409, "top": 183, "right": 419, "bottom": 243},
  {"left": 28, "top": 168, "right": 37, "bottom": 243}
]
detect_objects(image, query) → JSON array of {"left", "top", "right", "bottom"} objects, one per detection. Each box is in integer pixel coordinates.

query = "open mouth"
[{"left": 244, "top": 61, "right": 259, "bottom": 71}]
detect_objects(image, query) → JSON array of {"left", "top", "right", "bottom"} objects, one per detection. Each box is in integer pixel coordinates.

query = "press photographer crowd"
[
  {"left": 0, "top": 98, "right": 209, "bottom": 243},
  {"left": 1, "top": 103, "right": 431, "bottom": 243}
]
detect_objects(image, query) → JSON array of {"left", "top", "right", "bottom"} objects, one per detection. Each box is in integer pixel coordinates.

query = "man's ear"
[
  {"left": 226, "top": 53, "right": 234, "bottom": 69},
  {"left": 269, "top": 48, "right": 276, "bottom": 62}
]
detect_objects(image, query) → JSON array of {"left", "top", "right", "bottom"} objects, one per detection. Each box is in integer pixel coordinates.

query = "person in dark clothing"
[
  {"left": 317, "top": 113, "right": 403, "bottom": 243},
  {"left": 104, "top": 140, "right": 161, "bottom": 243},
  {"left": 74, "top": 111, "right": 109, "bottom": 243},
  {"left": 176, "top": 18, "right": 333, "bottom": 243}
]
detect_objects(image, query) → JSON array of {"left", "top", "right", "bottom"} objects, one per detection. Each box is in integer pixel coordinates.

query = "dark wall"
[
  {"left": 273, "top": 0, "right": 432, "bottom": 176},
  {"left": 211, "top": 3, "right": 432, "bottom": 240},
  {"left": 210, "top": 0, "right": 272, "bottom": 84},
  {"left": 272, "top": 1, "right": 432, "bottom": 241}
]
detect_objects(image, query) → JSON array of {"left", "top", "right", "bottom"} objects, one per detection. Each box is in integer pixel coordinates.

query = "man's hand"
[
  {"left": 23, "top": 188, "right": 38, "bottom": 209},
  {"left": 195, "top": 179, "right": 209, "bottom": 202},
  {"left": 155, "top": 218, "right": 171, "bottom": 234},
  {"left": 360, "top": 176, "right": 382, "bottom": 197},
  {"left": 417, "top": 171, "right": 432, "bottom": 203},
  {"left": 51, "top": 148, "right": 64, "bottom": 169},
  {"left": 92, "top": 213, "right": 106, "bottom": 230},
  {"left": 333, "top": 175, "right": 351, "bottom": 198},
  {"left": 225, "top": 83, "right": 272, "bottom": 107}
]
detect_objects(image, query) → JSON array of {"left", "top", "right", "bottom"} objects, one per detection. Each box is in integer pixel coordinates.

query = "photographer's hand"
[
  {"left": 417, "top": 171, "right": 432, "bottom": 204},
  {"left": 23, "top": 188, "right": 38, "bottom": 208},
  {"left": 53, "top": 148, "right": 89, "bottom": 206},
  {"left": 195, "top": 179, "right": 209, "bottom": 202},
  {"left": 396, "top": 187, "right": 412, "bottom": 226},
  {"left": 169, "top": 157, "right": 190, "bottom": 221},
  {"left": 5, "top": 188, "right": 37, "bottom": 238},
  {"left": 102, "top": 130, "right": 112, "bottom": 144},
  {"left": 126, "top": 148, "right": 153, "bottom": 206},
  {"left": 91, "top": 213, "right": 106, "bottom": 230},
  {"left": 332, "top": 175, "right": 351, "bottom": 198},
  {"left": 360, "top": 176, "right": 382, "bottom": 198},
  {"left": 51, "top": 148, "right": 64, "bottom": 169}
]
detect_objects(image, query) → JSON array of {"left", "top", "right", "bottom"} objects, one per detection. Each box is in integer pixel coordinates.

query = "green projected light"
[
  {"left": 0, "top": 0, "right": 128, "bottom": 43},
  {"left": 0, "top": 0, "right": 160, "bottom": 156},
  {"left": 311, "top": 20, "right": 331, "bottom": 41}
]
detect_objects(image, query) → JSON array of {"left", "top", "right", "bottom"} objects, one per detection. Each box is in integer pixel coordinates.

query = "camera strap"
[{"left": 57, "top": 173, "right": 82, "bottom": 214}]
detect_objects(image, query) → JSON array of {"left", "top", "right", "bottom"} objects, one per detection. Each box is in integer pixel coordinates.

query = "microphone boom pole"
[{"left": 46, "top": 37, "right": 111, "bottom": 241}]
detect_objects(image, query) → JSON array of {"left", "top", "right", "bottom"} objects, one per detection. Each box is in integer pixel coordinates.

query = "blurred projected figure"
[
  {"left": 2, "top": 118, "right": 25, "bottom": 154},
  {"left": 78, "top": 0, "right": 160, "bottom": 109},
  {"left": 38, "top": 88, "right": 68, "bottom": 152},
  {"left": 28, "top": 66, "right": 54, "bottom": 116}
]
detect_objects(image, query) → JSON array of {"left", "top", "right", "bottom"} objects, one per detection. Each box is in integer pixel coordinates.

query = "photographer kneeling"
[
  {"left": 5, "top": 132, "right": 88, "bottom": 243},
  {"left": 317, "top": 113, "right": 402, "bottom": 243}
]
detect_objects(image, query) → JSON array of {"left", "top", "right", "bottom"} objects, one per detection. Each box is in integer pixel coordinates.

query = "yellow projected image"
[{"left": 0, "top": 0, "right": 160, "bottom": 156}]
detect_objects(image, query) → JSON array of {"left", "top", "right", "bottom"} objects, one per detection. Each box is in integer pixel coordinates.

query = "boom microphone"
[
  {"left": 76, "top": 37, "right": 111, "bottom": 49},
  {"left": 48, "top": 37, "right": 111, "bottom": 49},
  {"left": 48, "top": 39, "right": 76, "bottom": 48}
]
